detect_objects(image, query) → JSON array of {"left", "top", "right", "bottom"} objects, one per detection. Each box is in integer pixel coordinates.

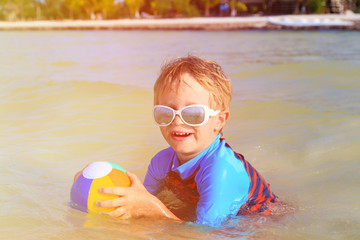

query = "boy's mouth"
[
  {"left": 173, "top": 132, "right": 190, "bottom": 137},
  {"left": 171, "top": 131, "right": 192, "bottom": 140}
]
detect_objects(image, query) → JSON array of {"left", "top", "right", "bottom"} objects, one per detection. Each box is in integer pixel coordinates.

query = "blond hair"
[{"left": 154, "top": 55, "right": 232, "bottom": 111}]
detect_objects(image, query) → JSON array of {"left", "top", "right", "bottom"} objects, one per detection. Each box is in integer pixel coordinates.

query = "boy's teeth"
[{"left": 174, "top": 132, "right": 190, "bottom": 136}]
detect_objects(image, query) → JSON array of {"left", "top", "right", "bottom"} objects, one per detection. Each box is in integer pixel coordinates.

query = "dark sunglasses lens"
[
  {"left": 154, "top": 107, "right": 173, "bottom": 125},
  {"left": 181, "top": 106, "right": 205, "bottom": 125}
]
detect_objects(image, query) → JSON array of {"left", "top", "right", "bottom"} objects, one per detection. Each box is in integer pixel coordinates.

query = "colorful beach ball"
[{"left": 70, "top": 161, "right": 130, "bottom": 213}]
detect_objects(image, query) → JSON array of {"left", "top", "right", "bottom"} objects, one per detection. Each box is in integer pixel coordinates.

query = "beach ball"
[{"left": 70, "top": 161, "right": 130, "bottom": 213}]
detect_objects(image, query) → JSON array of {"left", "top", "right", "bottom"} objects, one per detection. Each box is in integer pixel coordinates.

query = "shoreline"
[{"left": 1, "top": 14, "right": 360, "bottom": 31}]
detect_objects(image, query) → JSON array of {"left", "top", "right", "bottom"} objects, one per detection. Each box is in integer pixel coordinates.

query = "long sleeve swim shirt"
[{"left": 144, "top": 134, "right": 277, "bottom": 226}]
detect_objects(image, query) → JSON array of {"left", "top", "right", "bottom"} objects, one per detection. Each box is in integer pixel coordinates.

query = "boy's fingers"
[
  {"left": 99, "top": 187, "right": 126, "bottom": 196},
  {"left": 127, "top": 171, "right": 140, "bottom": 185},
  {"left": 100, "top": 207, "right": 129, "bottom": 219},
  {"left": 127, "top": 171, "right": 147, "bottom": 190},
  {"left": 126, "top": 171, "right": 136, "bottom": 180},
  {"left": 96, "top": 197, "right": 126, "bottom": 208}
]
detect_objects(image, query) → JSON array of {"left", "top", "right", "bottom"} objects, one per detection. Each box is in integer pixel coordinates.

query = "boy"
[{"left": 97, "top": 55, "right": 277, "bottom": 226}]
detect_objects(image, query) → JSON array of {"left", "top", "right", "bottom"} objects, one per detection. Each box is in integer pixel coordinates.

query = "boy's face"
[{"left": 157, "top": 73, "right": 226, "bottom": 164}]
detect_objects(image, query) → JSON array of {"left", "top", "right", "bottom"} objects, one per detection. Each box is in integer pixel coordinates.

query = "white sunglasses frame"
[{"left": 153, "top": 104, "right": 220, "bottom": 127}]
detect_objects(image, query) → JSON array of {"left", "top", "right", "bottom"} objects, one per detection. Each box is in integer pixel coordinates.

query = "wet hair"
[{"left": 154, "top": 55, "right": 232, "bottom": 111}]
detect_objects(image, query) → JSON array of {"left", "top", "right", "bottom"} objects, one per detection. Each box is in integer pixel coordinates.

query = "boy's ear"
[{"left": 215, "top": 110, "right": 230, "bottom": 132}]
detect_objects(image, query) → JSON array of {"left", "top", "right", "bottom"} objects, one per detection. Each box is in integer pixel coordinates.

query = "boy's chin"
[{"left": 170, "top": 142, "right": 194, "bottom": 154}]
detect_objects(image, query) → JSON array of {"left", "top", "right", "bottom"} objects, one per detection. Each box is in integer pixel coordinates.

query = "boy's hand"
[{"left": 96, "top": 172, "right": 179, "bottom": 221}]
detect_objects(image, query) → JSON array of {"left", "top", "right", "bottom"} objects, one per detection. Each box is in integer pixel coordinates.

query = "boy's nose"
[{"left": 172, "top": 114, "right": 184, "bottom": 125}]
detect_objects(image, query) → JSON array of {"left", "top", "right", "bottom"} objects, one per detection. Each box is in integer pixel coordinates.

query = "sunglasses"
[{"left": 153, "top": 104, "right": 220, "bottom": 127}]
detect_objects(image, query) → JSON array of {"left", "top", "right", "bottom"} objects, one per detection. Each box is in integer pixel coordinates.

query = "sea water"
[{"left": 1, "top": 30, "right": 359, "bottom": 239}]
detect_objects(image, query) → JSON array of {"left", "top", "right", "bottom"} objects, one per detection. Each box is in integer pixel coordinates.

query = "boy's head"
[
  {"left": 153, "top": 56, "right": 232, "bottom": 163},
  {"left": 154, "top": 55, "right": 232, "bottom": 111}
]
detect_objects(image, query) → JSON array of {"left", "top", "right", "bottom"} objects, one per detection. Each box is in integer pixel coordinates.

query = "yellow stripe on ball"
[{"left": 87, "top": 175, "right": 117, "bottom": 213}]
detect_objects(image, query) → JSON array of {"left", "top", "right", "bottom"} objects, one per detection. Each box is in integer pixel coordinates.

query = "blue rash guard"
[{"left": 144, "top": 134, "right": 277, "bottom": 226}]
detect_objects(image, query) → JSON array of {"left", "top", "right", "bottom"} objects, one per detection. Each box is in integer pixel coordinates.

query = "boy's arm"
[
  {"left": 96, "top": 172, "right": 180, "bottom": 221},
  {"left": 143, "top": 148, "right": 173, "bottom": 195},
  {"left": 195, "top": 161, "right": 250, "bottom": 226}
]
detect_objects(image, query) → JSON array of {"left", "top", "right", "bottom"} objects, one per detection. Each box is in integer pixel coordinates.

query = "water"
[{"left": 1, "top": 30, "right": 359, "bottom": 239}]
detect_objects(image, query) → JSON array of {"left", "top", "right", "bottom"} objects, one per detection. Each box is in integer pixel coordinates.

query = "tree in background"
[
  {"left": 88, "top": 0, "right": 118, "bottom": 19},
  {"left": 62, "top": 0, "right": 117, "bottom": 19},
  {"left": 173, "top": 0, "right": 200, "bottom": 17},
  {"left": 0, "top": 0, "right": 37, "bottom": 20},
  {"left": 150, "top": 0, "right": 200, "bottom": 17},
  {"left": 0, "top": 0, "right": 125, "bottom": 20},
  {"left": 1, "top": 0, "right": 349, "bottom": 20},
  {"left": 235, "top": 1, "right": 247, "bottom": 14},
  {"left": 262, "top": 0, "right": 273, "bottom": 14},
  {"left": 41, "top": 0, "right": 63, "bottom": 19},
  {"left": 306, "top": 0, "right": 324, "bottom": 13},
  {"left": 62, "top": 0, "right": 87, "bottom": 19},
  {"left": 151, "top": 0, "right": 172, "bottom": 17},
  {"left": 198, "top": 0, "right": 220, "bottom": 16},
  {"left": 0, "top": 0, "right": 15, "bottom": 20},
  {"left": 125, "top": 0, "right": 144, "bottom": 18}
]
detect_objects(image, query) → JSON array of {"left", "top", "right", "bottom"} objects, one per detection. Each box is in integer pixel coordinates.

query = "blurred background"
[{"left": 1, "top": 0, "right": 359, "bottom": 21}]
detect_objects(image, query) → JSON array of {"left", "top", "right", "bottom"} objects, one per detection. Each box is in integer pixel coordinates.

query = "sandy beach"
[{"left": 0, "top": 13, "right": 360, "bottom": 30}]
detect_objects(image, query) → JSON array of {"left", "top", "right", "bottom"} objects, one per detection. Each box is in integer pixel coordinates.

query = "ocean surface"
[{"left": 1, "top": 30, "right": 359, "bottom": 239}]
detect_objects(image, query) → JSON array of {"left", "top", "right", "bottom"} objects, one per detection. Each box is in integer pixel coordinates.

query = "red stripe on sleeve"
[
  {"left": 253, "top": 173, "right": 265, "bottom": 203},
  {"left": 248, "top": 168, "right": 257, "bottom": 198}
]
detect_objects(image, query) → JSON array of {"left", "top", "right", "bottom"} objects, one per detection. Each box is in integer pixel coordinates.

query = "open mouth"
[{"left": 172, "top": 132, "right": 191, "bottom": 137}]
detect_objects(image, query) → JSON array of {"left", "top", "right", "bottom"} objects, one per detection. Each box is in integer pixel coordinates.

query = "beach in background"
[{"left": 1, "top": 13, "right": 360, "bottom": 30}]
